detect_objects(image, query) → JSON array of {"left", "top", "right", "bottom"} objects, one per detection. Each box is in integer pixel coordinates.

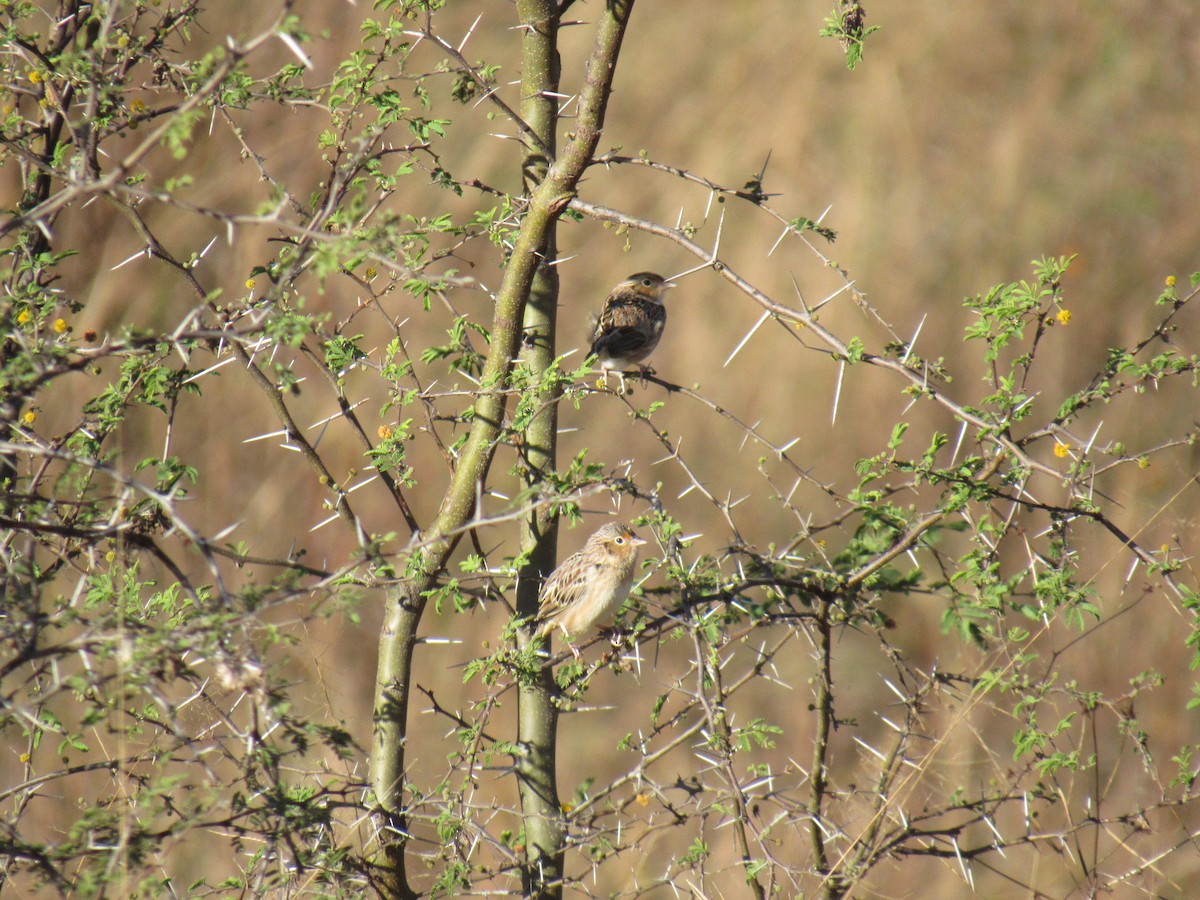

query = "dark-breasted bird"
[
  {"left": 535, "top": 523, "right": 646, "bottom": 647},
  {"left": 588, "top": 272, "right": 676, "bottom": 374}
]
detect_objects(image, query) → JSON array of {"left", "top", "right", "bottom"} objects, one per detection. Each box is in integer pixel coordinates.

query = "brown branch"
[{"left": 369, "top": 3, "right": 639, "bottom": 896}]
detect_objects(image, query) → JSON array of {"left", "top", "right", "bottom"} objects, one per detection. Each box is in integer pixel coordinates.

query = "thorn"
[
  {"left": 111, "top": 247, "right": 150, "bottom": 271},
  {"left": 768, "top": 225, "right": 790, "bottom": 257},
  {"left": 881, "top": 677, "right": 908, "bottom": 703},
  {"left": 212, "top": 520, "right": 242, "bottom": 542},
  {"left": 182, "top": 356, "right": 237, "bottom": 384},
  {"left": 831, "top": 359, "right": 845, "bottom": 425},
  {"left": 277, "top": 31, "right": 313, "bottom": 69},
  {"left": 346, "top": 475, "right": 379, "bottom": 494},
  {"left": 457, "top": 13, "right": 482, "bottom": 52},
  {"left": 243, "top": 428, "right": 289, "bottom": 444},
  {"left": 472, "top": 85, "right": 503, "bottom": 109},
  {"left": 852, "top": 736, "right": 887, "bottom": 762},
  {"left": 308, "top": 399, "right": 368, "bottom": 429},
  {"left": 949, "top": 420, "right": 968, "bottom": 467},
  {"left": 811, "top": 280, "right": 854, "bottom": 314},
  {"left": 900, "top": 313, "right": 927, "bottom": 366},
  {"left": 724, "top": 310, "right": 771, "bottom": 368},
  {"left": 309, "top": 512, "right": 340, "bottom": 532}
]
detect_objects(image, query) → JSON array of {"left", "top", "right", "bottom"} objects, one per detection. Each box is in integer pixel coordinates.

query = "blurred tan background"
[{"left": 13, "top": 0, "right": 1200, "bottom": 895}]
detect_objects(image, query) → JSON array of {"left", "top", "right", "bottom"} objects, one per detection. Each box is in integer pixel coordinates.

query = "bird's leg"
[
  {"left": 598, "top": 367, "right": 627, "bottom": 394},
  {"left": 558, "top": 624, "right": 583, "bottom": 661}
]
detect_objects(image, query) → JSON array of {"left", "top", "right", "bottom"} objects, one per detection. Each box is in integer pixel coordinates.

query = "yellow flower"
[
  {"left": 29, "top": 71, "right": 42, "bottom": 84},
  {"left": 20, "top": 753, "right": 29, "bottom": 764},
  {"left": 1166, "top": 276, "right": 1176, "bottom": 287},
  {"left": 377, "top": 425, "right": 393, "bottom": 440},
  {"left": 22, "top": 410, "right": 36, "bottom": 425},
  {"left": 635, "top": 793, "right": 650, "bottom": 807},
  {"left": 244, "top": 278, "right": 256, "bottom": 290},
  {"left": 1137, "top": 456, "right": 1150, "bottom": 469},
  {"left": 1053, "top": 441, "right": 1071, "bottom": 458},
  {"left": 130, "top": 99, "right": 146, "bottom": 114},
  {"left": 1055, "top": 309, "right": 1071, "bottom": 325},
  {"left": 365, "top": 267, "right": 377, "bottom": 279},
  {"left": 17, "top": 309, "right": 31, "bottom": 325},
  {"left": 53, "top": 318, "right": 67, "bottom": 333}
]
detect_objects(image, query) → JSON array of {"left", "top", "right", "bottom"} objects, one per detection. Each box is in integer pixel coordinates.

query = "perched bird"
[
  {"left": 535, "top": 523, "right": 647, "bottom": 649},
  {"left": 588, "top": 272, "right": 676, "bottom": 380}
]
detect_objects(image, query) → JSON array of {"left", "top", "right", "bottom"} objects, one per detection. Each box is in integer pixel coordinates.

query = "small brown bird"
[
  {"left": 588, "top": 272, "right": 676, "bottom": 377},
  {"left": 535, "top": 523, "right": 647, "bottom": 648}
]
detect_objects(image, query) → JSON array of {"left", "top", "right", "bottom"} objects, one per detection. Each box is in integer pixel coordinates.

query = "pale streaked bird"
[{"left": 535, "top": 523, "right": 646, "bottom": 650}]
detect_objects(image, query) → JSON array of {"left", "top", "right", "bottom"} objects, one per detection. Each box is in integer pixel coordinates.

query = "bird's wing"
[
  {"left": 590, "top": 324, "right": 656, "bottom": 359},
  {"left": 536, "top": 553, "right": 595, "bottom": 623}
]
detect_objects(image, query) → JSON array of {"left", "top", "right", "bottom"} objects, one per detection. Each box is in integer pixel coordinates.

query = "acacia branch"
[{"left": 369, "top": 4, "right": 638, "bottom": 896}]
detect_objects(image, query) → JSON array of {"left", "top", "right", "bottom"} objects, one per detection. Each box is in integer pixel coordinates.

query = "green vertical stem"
[
  {"left": 514, "top": 2, "right": 564, "bottom": 896},
  {"left": 810, "top": 599, "right": 844, "bottom": 899},
  {"left": 369, "top": 2, "right": 637, "bottom": 896}
]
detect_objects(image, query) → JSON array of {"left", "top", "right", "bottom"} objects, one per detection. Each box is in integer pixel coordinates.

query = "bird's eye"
[
  {"left": 614, "top": 536, "right": 626, "bottom": 545},
  {"left": 641, "top": 278, "right": 653, "bottom": 287}
]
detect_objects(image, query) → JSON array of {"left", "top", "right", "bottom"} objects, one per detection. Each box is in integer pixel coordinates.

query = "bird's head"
[
  {"left": 587, "top": 522, "right": 647, "bottom": 559},
  {"left": 619, "top": 272, "right": 676, "bottom": 301}
]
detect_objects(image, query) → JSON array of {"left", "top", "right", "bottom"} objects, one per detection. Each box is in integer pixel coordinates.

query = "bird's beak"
[
  {"left": 662, "top": 280, "right": 677, "bottom": 290},
  {"left": 631, "top": 535, "right": 648, "bottom": 546}
]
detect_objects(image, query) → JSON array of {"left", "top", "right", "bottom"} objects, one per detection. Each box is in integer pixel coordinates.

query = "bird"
[
  {"left": 534, "top": 522, "right": 647, "bottom": 651},
  {"left": 588, "top": 272, "right": 676, "bottom": 385}
]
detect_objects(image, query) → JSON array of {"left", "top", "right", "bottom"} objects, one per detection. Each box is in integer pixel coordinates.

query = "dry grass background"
[{"left": 9, "top": 0, "right": 1200, "bottom": 896}]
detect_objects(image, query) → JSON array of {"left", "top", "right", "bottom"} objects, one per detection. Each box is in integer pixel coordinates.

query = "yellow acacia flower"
[
  {"left": 29, "top": 71, "right": 42, "bottom": 84},
  {"left": 1055, "top": 309, "right": 1071, "bottom": 325},
  {"left": 1053, "top": 442, "right": 1071, "bottom": 458},
  {"left": 244, "top": 278, "right": 256, "bottom": 290},
  {"left": 53, "top": 318, "right": 68, "bottom": 333},
  {"left": 23, "top": 410, "right": 36, "bottom": 425},
  {"left": 17, "top": 310, "right": 31, "bottom": 325},
  {"left": 1166, "top": 276, "right": 1176, "bottom": 287}
]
